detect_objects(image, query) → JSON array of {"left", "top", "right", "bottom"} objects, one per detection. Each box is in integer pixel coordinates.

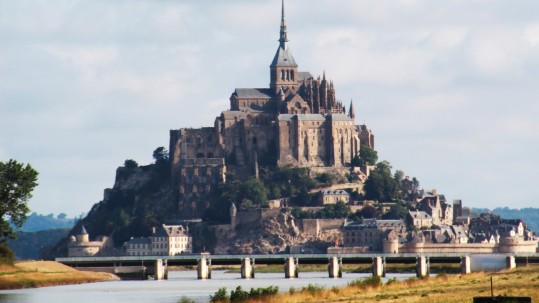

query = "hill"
[
  {"left": 7, "top": 229, "right": 70, "bottom": 260},
  {"left": 18, "top": 213, "right": 76, "bottom": 232}
]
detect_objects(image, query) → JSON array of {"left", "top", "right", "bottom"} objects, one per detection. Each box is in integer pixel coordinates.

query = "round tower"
[{"left": 76, "top": 225, "right": 89, "bottom": 243}]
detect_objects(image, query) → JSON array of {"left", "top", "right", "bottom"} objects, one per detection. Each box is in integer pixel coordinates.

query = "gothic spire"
[
  {"left": 279, "top": 0, "right": 288, "bottom": 50},
  {"left": 349, "top": 99, "right": 356, "bottom": 120}
]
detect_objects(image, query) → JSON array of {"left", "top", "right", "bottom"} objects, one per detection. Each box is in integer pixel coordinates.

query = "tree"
[
  {"left": 359, "top": 145, "right": 378, "bottom": 168},
  {"left": 242, "top": 177, "right": 268, "bottom": 206},
  {"left": 363, "top": 161, "right": 399, "bottom": 202},
  {"left": 124, "top": 159, "right": 138, "bottom": 169},
  {"left": 382, "top": 203, "right": 409, "bottom": 220},
  {"left": 152, "top": 147, "right": 169, "bottom": 164},
  {"left": 358, "top": 205, "right": 378, "bottom": 219},
  {"left": 0, "top": 160, "right": 39, "bottom": 241}
]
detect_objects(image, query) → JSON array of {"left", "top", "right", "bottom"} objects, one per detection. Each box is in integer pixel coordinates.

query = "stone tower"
[
  {"left": 270, "top": 0, "right": 299, "bottom": 94},
  {"left": 76, "top": 225, "right": 89, "bottom": 243}
]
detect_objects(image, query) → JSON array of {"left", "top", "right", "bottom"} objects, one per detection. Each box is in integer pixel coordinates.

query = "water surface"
[{"left": 0, "top": 270, "right": 415, "bottom": 303}]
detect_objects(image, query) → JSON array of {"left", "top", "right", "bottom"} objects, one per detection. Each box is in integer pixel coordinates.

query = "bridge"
[{"left": 56, "top": 253, "right": 539, "bottom": 280}]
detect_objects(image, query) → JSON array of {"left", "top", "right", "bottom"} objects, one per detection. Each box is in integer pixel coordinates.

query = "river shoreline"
[{"left": 0, "top": 261, "right": 118, "bottom": 290}]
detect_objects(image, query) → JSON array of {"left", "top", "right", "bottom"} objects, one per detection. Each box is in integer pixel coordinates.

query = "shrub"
[
  {"left": 248, "top": 286, "right": 278, "bottom": 299},
  {"left": 348, "top": 275, "right": 382, "bottom": 288},
  {"left": 210, "top": 287, "right": 229, "bottom": 303},
  {"left": 0, "top": 244, "right": 14, "bottom": 265},
  {"left": 230, "top": 286, "right": 249, "bottom": 303},
  {"left": 302, "top": 284, "right": 324, "bottom": 296},
  {"left": 178, "top": 296, "right": 195, "bottom": 303}
]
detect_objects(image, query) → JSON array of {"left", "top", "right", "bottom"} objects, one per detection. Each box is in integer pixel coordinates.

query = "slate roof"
[
  {"left": 125, "top": 237, "right": 151, "bottom": 245},
  {"left": 330, "top": 114, "right": 353, "bottom": 121},
  {"left": 233, "top": 88, "right": 273, "bottom": 99},
  {"left": 320, "top": 190, "right": 349, "bottom": 196},
  {"left": 270, "top": 46, "right": 298, "bottom": 67},
  {"left": 154, "top": 224, "right": 189, "bottom": 237},
  {"left": 297, "top": 114, "right": 326, "bottom": 121},
  {"left": 298, "top": 72, "right": 313, "bottom": 81},
  {"left": 409, "top": 210, "right": 432, "bottom": 219}
]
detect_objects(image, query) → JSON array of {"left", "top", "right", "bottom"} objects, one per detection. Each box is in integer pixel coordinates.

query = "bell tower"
[{"left": 270, "top": 0, "right": 299, "bottom": 94}]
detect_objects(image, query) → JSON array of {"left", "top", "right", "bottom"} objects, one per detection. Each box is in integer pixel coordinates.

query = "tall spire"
[
  {"left": 279, "top": 0, "right": 288, "bottom": 50},
  {"left": 349, "top": 99, "right": 356, "bottom": 120}
]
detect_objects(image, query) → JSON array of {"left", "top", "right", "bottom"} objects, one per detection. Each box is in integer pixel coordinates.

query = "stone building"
[
  {"left": 318, "top": 189, "right": 350, "bottom": 205},
  {"left": 407, "top": 210, "right": 433, "bottom": 229},
  {"left": 416, "top": 189, "right": 453, "bottom": 226},
  {"left": 68, "top": 225, "right": 111, "bottom": 257},
  {"left": 124, "top": 224, "right": 193, "bottom": 256},
  {"left": 342, "top": 219, "right": 406, "bottom": 251},
  {"left": 169, "top": 1, "right": 374, "bottom": 217}
]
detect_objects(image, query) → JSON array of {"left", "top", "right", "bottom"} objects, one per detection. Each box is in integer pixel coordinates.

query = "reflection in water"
[{"left": 0, "top": 271, "right": 415, "bottom": 303}]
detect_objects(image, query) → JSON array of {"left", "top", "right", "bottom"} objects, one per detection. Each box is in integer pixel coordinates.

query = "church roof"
[
  {"left": 233, "top": 88, "right": 273, "bottom": 99},
  {"left": 329, "top": 114, "right": 353, "bottom": 121},
  {"left": 298, "top": 72, "right": 313, "bottom": 81},
  {"left": 297, "top": 114, "right": 326, "bottom": 121},
  {"left": 270, "top": 46, "right": 298, "bottom": 67}
]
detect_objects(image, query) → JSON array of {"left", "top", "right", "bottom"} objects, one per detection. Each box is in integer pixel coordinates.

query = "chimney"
[{"left": 152, "top": 227, "right": 156, "bottom": 235}]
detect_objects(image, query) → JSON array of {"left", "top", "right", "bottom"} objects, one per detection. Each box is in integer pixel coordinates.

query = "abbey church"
[{"left": 169, "top": 1, "right": 375, "bottom": 217}]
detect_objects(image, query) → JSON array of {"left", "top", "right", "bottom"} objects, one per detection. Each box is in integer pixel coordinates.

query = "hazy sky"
[{"left": 1, "top": 0, "right": 539, "bottom": 216}]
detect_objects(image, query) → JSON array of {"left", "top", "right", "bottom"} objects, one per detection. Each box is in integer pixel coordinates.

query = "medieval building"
[{"left": 169, "top": 1, "right": 374, "bottom": 217}]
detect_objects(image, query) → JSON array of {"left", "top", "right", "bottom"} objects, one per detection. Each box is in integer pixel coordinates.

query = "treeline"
[
  {"left": 17, "top": 212, "right": 77, "bottom": 232},
  {"left": 7, "top": 228, "right": 70, "bottom": 260}
]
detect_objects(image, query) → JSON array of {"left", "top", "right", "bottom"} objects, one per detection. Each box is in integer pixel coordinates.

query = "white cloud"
[{"left": 2, "top": 0, "right": 539, "bottom": 215}]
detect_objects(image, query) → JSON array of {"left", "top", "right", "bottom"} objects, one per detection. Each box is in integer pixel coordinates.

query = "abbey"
[{"left": 169, "top": 1, "right": 374, "bottom": 217}]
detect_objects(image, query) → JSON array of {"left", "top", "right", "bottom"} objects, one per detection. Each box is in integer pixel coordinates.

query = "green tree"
[
  {"left": 0, "top": 160, "right": 39, "bottom": 241},
  {"left": 382, "top": 203, "right": 409, "bottom": 220},
  {"left": 124, "top": 159, "right": 138, "bottom": 169},
  {"left": 152, "top": 146, "right": 169, "bottom": 164},
  {"left": 363, "top": 161, "right": 399, "bottom": 202},
  {"left": 242, "top": 177, "right": 268, "bottom": 206},
  {"left": 359, "top": 145, "right": 378, "bottom": 168}
]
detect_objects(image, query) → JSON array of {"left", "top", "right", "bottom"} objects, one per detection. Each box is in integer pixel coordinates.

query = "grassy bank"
[
  {"left": 0, "top": 261, "right": 118, "bottom": 290},
  {"left": 237, "top": 265, "right": 539, "bottom": 303}
]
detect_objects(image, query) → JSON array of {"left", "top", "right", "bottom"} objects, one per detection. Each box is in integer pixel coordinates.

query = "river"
[{"left": 0, "top": 270, "right": 415, "bottom": 303}]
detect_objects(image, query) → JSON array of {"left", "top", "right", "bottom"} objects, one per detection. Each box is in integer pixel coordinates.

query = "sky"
[{"left": 1, "top": 0, "right": 539, "bottom": 217}]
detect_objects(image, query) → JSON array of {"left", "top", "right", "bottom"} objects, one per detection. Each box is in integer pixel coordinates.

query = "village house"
[
  {"left": 342, "top": 219, "right": 406, "bottom": 251},
  {"left": 124, "top": 224, "right": 192, "bottom": 256},
  {"left": 318, "top": 189, "right": 350, "bottom": 205}
]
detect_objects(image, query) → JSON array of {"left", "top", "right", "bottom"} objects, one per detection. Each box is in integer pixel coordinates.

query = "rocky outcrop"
[{"left": 213, "top": 210, "right": 342, "bottom": 254}]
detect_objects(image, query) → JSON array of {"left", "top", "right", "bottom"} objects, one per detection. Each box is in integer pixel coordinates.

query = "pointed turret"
[
  {"left": 279, "top": 0, "right": 288, "bottom": 50},
  {"left": 349, "top": 100, "right": 356, "bottom": 120},
  {"left": 270, "top": 0, "right": 299, "bottom": 93}
]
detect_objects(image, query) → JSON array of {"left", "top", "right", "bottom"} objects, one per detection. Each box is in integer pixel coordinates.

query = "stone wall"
[{"left": 298, "top": 218, "right": 346, "bottom": 237}]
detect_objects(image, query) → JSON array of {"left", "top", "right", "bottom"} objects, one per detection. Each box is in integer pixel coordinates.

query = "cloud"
[{"left": 2, "top": 0, "right": 539, "bottom": 216}]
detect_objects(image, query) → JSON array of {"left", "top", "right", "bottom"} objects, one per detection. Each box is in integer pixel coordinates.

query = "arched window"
[
  {"left": 207, "top": 152, "right": 214, "bottom": 158},
  {"left": 252, "top": 137, "right": 257, "bottom": 145},
  {"left": 196, "top": 153, "right": 204, "bottom": 158},
  {"left": 291, "top": 70, "right": 295, "bottom": 81},
  {"left": 281, "top": 70, "right": 285, "bottom": 80},
  {"left": 286, "top": 70, "right": 290, "bottom": 80}
]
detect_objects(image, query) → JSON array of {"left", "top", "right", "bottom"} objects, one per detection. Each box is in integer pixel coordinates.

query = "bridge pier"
[
  {"left": 197, "top": 255, "right": 211, "bottom": 279},
  {"left": 506, "top": 256, "right": 516, "bottom": 270},
  {"left": 416, "top": 256, "right": 429, "bottom": 278},
  {"left": 460, "top": 256, "right": 471, "bottom": 275},
  {"left": 328, "top": 256, "right": 342, "bottom": 278},
  {"left": 284, "top": 257, "right": 299, "bottom": 278},
  {"left": 372, "top": 256, "right": 385, "bottom": 277},
  {"left": 241, "top": 258, "right": 255, "bottom": 279},
  {"left": 154, "top": 259, "right": 168, "bottom": 280}
]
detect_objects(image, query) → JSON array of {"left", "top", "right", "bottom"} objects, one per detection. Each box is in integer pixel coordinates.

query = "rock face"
[
  {"left": 213, "top": 211, "right": 342, "bottom": 254},
  {"left": 49, "top": 162, "right": 175, "bottom": 258}
]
